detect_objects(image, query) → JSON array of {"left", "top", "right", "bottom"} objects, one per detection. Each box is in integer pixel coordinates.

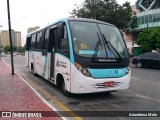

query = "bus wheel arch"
[{"left": 56, "top": 73, "right": 72, "bottom": 97}]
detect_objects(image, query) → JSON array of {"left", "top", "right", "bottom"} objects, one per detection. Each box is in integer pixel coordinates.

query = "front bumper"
[{"left": 71, "top": 70, "right": 131, "bottom": 94}]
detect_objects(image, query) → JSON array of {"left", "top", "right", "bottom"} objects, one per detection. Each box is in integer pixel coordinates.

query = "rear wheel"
[{"left": 136, "top": 62, "right": 142, "bottom": 68}]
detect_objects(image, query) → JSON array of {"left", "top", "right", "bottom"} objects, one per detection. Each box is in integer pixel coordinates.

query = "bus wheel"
[
  {"left": 61, "top": 81, "right": 72, "bottom": 97},
  {"left": 32, "top": 64, "right": 38, "bottom": 76}
]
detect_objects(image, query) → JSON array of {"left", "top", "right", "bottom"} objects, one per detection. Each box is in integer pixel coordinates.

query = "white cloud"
[
  {"left": 0, "top": 0, "right": 137, "bottom": 38},
  {"left": 0, "top": 0, "right": 84, "bottom": 35}
]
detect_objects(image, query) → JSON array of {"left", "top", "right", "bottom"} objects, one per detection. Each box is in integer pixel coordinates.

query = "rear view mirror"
[
  {"left": 61, "top": 38, "right": 69, "bottom": 51},
  {"left": 58, "top": 25, "right": 64, "bottom": 39}
]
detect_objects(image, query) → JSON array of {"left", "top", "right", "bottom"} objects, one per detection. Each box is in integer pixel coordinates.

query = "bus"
[{"left": 25, "top": 18, "right": 130, "bottom": 96}]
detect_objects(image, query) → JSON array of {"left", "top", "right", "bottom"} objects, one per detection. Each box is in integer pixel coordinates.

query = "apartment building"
[
  {"left": 27, "top": 26, "right": 40, "bottom": 33},
  {"left": 0, "top": 30, "right": 21, "bottom": 47}
]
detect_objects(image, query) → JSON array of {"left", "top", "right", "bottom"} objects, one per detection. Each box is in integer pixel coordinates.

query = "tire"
[
  {"left": 136, "top": 62, "right": 142, "bottom": 68},
  {"left": 61, "top": 81, "right": 72, "bottom": 97},
  {"left": 32, "top": 64, "right": 38, "bottom": 76}
]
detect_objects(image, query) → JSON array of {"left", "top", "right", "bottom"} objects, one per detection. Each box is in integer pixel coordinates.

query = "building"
[
  {"left": 27, "top": 26, "right": 40, "bottom": 33},
  {"left": 0, "top": 30, "right": 21, "bottom": 47},
  {"left": 136, "top": 0, "right": 160, "bottom": 29},
  {"left": 14, "top": 31, "right": 21, "bottom": 46},
  {"left": 124, "top": 0, "right": 160, "bottom": 53},
  {"left": 123, "top": 5, "right": 140, "bottom": 53}
]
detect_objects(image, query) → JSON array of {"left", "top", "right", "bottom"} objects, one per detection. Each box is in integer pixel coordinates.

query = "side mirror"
[
  {"left": 58, "top": 25, "right": 64, "bottom": 39},
  {"left": 61, "top": 38, "right": 69, "bottom": 51},
  {"left": 130, "top": 53, "right": 133, "bottom": 58}
]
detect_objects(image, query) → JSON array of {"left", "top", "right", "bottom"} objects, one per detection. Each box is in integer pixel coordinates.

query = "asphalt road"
[{"left": 2, "top": 55, "right": 160, "bottom": 120}]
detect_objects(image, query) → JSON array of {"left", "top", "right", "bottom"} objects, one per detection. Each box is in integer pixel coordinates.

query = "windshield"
[{"left": 69, "top": 21, "right": 128, "bottom": 58}]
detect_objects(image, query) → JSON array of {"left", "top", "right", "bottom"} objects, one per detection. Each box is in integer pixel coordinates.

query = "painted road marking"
[
  {"left": 135, "top": 94, "right": 160, "bottom": 102},
  {"left": 2, "top": 60, "right": 81, "bottom": 120},
  {"left": 131, "top": 77, "right": 160, "bottom": 85}
]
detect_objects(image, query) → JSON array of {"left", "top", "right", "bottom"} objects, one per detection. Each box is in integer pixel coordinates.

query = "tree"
[
  {"left": 3, "top": 45, "right": 10, "bottom": 54},
  {"left": 13, "top": 45, "right": 17, "bottom": 52},
  {"left": 17, "top": 46, "right": 25, "bottom": 54},
  {"left": 70, "top": 0, "right": 137, "bottom": 31},
  {"left": 155, "top": 0, "right": 160, "bottom": 5},
  {"left": 136, "top": 28, "right": 160, "bottom": 52}
]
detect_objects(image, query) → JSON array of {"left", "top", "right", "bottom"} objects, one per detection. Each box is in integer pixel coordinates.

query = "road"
[{"left": 2, "top": 55, "right": 160, "bottom": 120}]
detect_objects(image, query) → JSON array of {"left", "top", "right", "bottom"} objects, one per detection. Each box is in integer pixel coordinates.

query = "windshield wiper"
[
  {"left": 92, "top": 33, "right": 102, "bottom": 59},
  {"left": 102, "top": 33, "right": 122, "bottom": 59}
]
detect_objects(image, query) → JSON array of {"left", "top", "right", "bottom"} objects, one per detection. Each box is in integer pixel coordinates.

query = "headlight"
[
  {"left": 75, "top": 62, "right": 91, "bottom": 77},
  {"left": 125, "top": 66, "right": 130, "bottom": 75}
]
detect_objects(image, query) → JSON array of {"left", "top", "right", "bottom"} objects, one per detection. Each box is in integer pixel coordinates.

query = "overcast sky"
[{"left": 0, "top": 0, "right": 137, "bottom": 42}]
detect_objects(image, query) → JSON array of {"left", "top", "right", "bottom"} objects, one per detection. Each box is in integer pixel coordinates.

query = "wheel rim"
[{"left": 137, "top": 62, "right": 142, "bottom": 68}]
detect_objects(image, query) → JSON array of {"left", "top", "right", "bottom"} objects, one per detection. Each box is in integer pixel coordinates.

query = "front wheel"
[
  {"left": 136, "top": 62, "right": 142, "bottom": 68},
  {"left": 61, "top": 81, "right": 72, "bottom": 97}
]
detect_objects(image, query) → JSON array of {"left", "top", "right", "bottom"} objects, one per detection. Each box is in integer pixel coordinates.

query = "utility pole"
[{"left": 7, "top": 0, "right": 14, "bottom": 75}]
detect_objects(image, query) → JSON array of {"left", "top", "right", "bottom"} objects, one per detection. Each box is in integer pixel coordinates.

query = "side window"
[
  {"left": 48, "top": 27, "right": 58, "bottom": 52},
  {"left": 58, "top": 24, "right": 69, "bottom": 52},
  {"left": 31, "top": 33, "right": 37, "bottom": 49},
  {"left": 43, "top": 29, "right": 49, "bottom": 50},
  {"left": 140, "top": 54, "right": 145, "bottom": 57},
  {"left": 151, "top": 53, "right": 160, "bottom": 58},
  {"left": 36, "top": 31, "right": 43, "bottom": 50},
  {"left": 26, "top": 36, "right": 31, "bottom": 50},
  {"left": 144, "top": 53, "right": 152, "bottom": 58}
]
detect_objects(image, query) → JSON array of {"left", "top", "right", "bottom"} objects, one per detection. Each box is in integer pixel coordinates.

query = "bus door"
[{"left": 48, "top": 27, "right": 58, "bottom": 80}]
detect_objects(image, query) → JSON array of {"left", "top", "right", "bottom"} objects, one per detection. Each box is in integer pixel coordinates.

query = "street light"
[{"left": 7, "top": 0, "right": 14, "bottom": 75}]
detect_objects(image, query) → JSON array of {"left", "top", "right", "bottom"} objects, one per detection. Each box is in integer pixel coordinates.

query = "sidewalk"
[{"left": 0, "top": 60, "right": 61, "bottom": 120}]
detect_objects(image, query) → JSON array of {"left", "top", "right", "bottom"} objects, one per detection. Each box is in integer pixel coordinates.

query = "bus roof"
[
  {"left": 67, "top": 17, "right": 114, "bottom": 26},
  {"left": 27, "top": 18, "right": 115, "bottom": 36}
]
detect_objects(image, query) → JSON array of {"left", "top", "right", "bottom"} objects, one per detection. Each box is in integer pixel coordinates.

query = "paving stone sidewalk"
[{"left": 0, "top": 60, "right": 61, "bottom": 120}]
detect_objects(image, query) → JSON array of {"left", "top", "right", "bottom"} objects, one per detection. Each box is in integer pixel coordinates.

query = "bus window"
[
  {"left": 48, "top": 27, "right": 58, "bottom": 52},
  {"left": 31, "top": 33, "right": 37, "bottom": 50},
  {"left": 43, "top": 29, "right": 49, "bottom": 50},
  {"left": 36, "top": 31, "right": 44, "bottom": 50},
  {"left": 26, "top": 36, "right": 31, "bottom": 50}
]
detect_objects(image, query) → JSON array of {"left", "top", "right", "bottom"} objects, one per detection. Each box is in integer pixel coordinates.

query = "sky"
[{"left": 0, "top": 0, "right": 137, "bottom": 45}]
